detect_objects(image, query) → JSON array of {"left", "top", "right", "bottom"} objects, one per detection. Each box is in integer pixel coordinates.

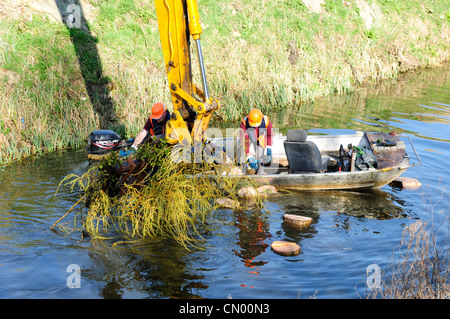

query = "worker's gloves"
[
  {"left": 119, "top": 148, "right": 136, "bottom": 158},
  {"left": 246, "top": 155, "right": 259, "bottom": 171}
]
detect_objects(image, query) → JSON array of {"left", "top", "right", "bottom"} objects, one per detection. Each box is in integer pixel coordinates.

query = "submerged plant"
[{"left": 53, "top": 139, "right": 264, "bottom": 249}]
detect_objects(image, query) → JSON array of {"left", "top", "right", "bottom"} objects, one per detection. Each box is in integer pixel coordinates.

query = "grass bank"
[{"left": 0, "top": 0, "right": 449, "bottom": 165}]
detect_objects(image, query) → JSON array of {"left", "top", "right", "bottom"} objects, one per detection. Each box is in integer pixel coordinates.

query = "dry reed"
[
  {"left": 365, "top": 187, "right": 449, "bottom": 299},
  {"left": 367, "top": 219, "right": 449, "bottom": 299}
]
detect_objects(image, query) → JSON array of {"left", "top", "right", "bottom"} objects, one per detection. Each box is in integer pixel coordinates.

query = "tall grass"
[
  {"left": 0, "top": 15, "right": 100, "bottom": 164},
  {"left": 0, "top": 0, "right": 449, "bottom": 165},
  {"left": 203, "top": 0, "right": 449, "bottom": 123},
  {"left": 366, "top": 219, "right": 449, "bottom": 299},
  {"left": 366, "top": 188, "right": 449, "bottom": 299}
]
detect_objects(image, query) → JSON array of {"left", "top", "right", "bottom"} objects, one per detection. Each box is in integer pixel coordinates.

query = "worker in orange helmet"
[
  {"left": 131, "top": 102, "right": 170, "bottom": 150},
  {"left": 239, "top": 108, "right": 273, "bottom": 172}
]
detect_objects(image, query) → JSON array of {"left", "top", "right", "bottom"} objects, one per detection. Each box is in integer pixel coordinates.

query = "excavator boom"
[{"left": 154, "top": 0, "right": 219, "bottom": 145}]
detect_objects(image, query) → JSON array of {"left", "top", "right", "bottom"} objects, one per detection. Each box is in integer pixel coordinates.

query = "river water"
[{"left": 0, "top": 65, "right": 448, "bottom": 300}]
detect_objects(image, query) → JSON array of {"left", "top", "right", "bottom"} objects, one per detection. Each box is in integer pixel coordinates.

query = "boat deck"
[{"left": 209, "top": 131, "right": 419, "bottom": 190}]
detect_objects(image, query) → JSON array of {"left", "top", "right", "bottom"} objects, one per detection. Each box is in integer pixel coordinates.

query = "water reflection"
[
  {"left": 269, "top": 189, "right": 411, "bottom": 243},
  {"left": 0, "top": 149, "right": 419, "bottom": 298},
  {"left": 274, "top": 190, "right": 409, "bottom": 220},
  {"left": 81, "top": 238, "right": 208, "bottom": 299},
  {"left": 232, "top": 209, "right": 271, "bottom": 268},
  {"left": 263, "top": 64, "right": 450, "bottom": 139},
  {"left": 0, "top": 63, "right": 447, "bottom": 298}
]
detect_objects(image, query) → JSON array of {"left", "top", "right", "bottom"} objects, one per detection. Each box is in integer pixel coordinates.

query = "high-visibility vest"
[{"left": 241, "top": 115, "right": 269, "bottom": 148}]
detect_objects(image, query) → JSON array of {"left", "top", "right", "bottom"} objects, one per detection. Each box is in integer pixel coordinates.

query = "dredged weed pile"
[{"left": 56, "top": 140, "right": 262, "bottom": 249}]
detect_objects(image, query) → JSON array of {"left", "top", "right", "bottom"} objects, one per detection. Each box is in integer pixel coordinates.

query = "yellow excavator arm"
[{"left": 154, "top": 0, "right": 219, "bottom": 145}]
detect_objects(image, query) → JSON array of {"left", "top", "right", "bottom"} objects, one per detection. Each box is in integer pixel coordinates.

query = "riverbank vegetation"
[
  {"left": 367, "top": 219, "right": 449, "bottom": 299},
  {"left": 362, "top": 186, "right": 449, "bottom": 299},
  {"left": 0, "top": 0, "right": 449, "bottom": 165}
]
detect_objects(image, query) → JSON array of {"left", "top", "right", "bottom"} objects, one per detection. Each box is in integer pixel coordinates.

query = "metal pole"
[
  {"left": 195, "top": 39, "right": 210, "bottom": 102},
  {"left": 400, "top": 134, "right": 422, "bottom": 168}
]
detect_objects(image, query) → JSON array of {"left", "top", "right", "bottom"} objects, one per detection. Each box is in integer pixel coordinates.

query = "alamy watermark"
[
  {"left": 169, "top": 125, "right": 281, "bottom": 170},
  {"left": 366, "top": 264, "right": 381, "bottom": 290},
  {"left": 67, "top": 264, "right": 81, "bottom": 288},
  {"left": 65, "top": 4, "right": 81, "bottom": 29}
]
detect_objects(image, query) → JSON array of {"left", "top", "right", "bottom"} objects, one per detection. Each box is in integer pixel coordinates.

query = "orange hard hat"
[
  {"left": 151, "top": 103, "right": 166, "bottom": 120},
  {"left": 248, "top": 108, "right": 262, "bottom": 127}
]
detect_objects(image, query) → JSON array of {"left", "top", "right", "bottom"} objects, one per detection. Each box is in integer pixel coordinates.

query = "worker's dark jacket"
[{"left": 143, "top": 110, "right": 170, "bottom": 136}]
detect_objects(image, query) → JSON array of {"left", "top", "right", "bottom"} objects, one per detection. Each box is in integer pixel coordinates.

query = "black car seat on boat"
[{"left": 284, "top": 130, "right": 324, "bottom": 173}]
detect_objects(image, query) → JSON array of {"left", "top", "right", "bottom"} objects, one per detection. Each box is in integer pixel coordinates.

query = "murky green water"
[{"left": 0, "top": 65, "right": 448, "bottom": 300}]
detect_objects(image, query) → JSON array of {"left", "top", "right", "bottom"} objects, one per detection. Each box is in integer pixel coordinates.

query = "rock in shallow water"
[
  {"left": 238, "top": 186, "right": 258, "bottom": 198},
  {"left": 283, "top": 214, "right": 313, "bottom": 229},
  {"left": 389, "top": 177, "right": 422, "bottom": 190},
  {"left": 215, "top": 197, "right": 240, "bottom": 209},
  {"left": 238, "top": 185, "right": 277, "bottom": 198},
  {"left": 271, "top": 241, "right": 301, "bottom": 256}
]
